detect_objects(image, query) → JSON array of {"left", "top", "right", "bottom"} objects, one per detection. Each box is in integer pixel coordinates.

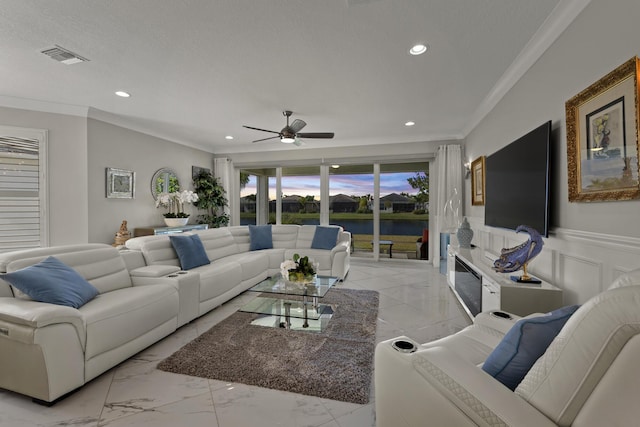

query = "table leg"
[{"left": 283, "top": 302, "right": 291, "bottom": 329}]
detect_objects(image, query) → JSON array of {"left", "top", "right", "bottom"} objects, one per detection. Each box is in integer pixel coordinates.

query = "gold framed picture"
[
  {"left": 566, "top": 56, "right": 640, "bottom": 202},
  {"left": 471, "top": 156, "right": 485, "bottom": 206}
]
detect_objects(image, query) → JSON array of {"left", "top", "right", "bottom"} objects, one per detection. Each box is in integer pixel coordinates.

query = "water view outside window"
[
  {"left": 379, "top": 166, "right": 429, "bottom": 258},
  {"left": 325, "top": 164, "right": 429, "bottom": 257},
  {"left": 279, "top": 166, "right": 320, "bottom": 225},
  {"left": 329, "top": 164, "right": 374, "bottom": 254}
]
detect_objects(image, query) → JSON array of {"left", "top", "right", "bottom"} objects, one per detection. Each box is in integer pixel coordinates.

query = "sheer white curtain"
[
  {"left": 213, "top": 157, "right": 234, "bottom": 225},
  {"left": 433, "top": 144, "right": 462, "bottom": 267}
]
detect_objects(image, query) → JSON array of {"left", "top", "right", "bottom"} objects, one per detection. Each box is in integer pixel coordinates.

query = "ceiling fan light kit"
[{"left": 244, "top": 111, "right": 334, "bottom": 145}]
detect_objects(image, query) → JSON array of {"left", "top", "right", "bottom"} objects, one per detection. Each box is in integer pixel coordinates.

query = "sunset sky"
[{"left": 241, "top": 172, "right": 419, "bottom": 199}]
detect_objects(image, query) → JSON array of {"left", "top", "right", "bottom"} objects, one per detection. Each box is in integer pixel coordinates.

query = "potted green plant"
[{"left": 192, "top": 170, "right": 229, "bottom": 228}]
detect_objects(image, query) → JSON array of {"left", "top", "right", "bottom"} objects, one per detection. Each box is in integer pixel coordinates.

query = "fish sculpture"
[{"left": 493, "top": 225, "right": 543, "bottom": 281}]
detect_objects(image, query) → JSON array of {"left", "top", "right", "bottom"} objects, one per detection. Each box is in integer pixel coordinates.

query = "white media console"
[{"left": 447, "top": 246, "right": 563, "bottom": 318}]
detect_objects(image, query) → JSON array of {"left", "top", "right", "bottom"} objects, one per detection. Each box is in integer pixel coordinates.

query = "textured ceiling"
[{"left": 0, "top": 0, "right": 585, "bottom": 154}]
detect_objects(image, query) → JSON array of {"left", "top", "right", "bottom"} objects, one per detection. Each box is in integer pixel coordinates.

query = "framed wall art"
[
  {"left": 192, "top": 165, "right": 211, "bottom": 180},
  {"left": 106, "top": 167, "right": 135, "bottom": 199},
  {"left": 471, "top": 156, "right": 485, "bottom": 206},
  {"left": 566, "top": 56, "right": 640, "bottom": 202}
]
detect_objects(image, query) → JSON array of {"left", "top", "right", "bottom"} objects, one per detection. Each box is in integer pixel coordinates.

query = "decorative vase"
[
  {"left": 164, "top": 217, "right": 189, "bottom": 227},
  {"left": 457, "top": 217, "right": 474, "bottom": 248}
]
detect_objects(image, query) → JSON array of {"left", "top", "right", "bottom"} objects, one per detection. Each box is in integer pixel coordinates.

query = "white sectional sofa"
[
  {"left": 124, "top": 224, "right": 351, "bottom": 325},
  {"left": 0, "top": 224, "right": 350, "bottom": 403}
]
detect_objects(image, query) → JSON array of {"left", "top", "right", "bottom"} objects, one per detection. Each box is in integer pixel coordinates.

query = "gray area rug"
[{"left": 157, "top": 288, "right": 379, "bottom": 404}]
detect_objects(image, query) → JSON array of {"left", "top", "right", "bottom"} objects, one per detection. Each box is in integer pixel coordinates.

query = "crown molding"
[
  {"left": 461, "top": 0, "right": 593, "bottom": 137},
  {"left": 0, "top": 95, "right": 89, "bottom": 117}
]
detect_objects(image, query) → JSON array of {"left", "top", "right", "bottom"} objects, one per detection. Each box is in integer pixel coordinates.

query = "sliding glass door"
[{"left": 237, "top": 161, "right": 429, "bottom": 260}]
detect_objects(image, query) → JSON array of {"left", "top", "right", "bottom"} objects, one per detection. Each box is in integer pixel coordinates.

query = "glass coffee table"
[{"left": 240, "top": 274, "right": 339, "bottom": 331}]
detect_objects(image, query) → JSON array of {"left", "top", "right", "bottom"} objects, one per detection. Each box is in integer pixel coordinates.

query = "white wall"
[
  {"left": 463, "top": 0, "right": 640, "bottom": 304},
  {"left": 0, "top": 106, "right": 89, "bottom": 246},
  {"left": 87, "top": 119, "right": 214, "bottom": 243}
]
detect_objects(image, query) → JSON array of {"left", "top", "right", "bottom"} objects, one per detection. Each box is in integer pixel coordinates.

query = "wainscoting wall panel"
[
  {"left": 460, "top": 217, "right": 640, "bottom": 305},
  {"left": 558, "top": 254, "right": 602, "bottom": 306}
]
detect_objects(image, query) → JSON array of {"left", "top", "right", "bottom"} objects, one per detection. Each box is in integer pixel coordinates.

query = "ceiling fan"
[{"left": 243, "top": 111, "right": 334, "bottom": 145}]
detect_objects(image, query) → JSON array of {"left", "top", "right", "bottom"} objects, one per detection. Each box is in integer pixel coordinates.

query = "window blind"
[{"left": 0, "top": 136, "right": 44, "bottom": 252}]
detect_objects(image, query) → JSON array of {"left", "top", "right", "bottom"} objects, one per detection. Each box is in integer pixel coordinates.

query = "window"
[
  {"left": 240, "top": 173, "right": 257, "bottom": 225},
  {"left": 281, "top": 166, "right": 320, "bottom": 225},
  {"left": 0, "top": 127, "right": 48, "bottom": 252},
  {"left": 235, "top": 161, "right": 429, "bottom": 259}
]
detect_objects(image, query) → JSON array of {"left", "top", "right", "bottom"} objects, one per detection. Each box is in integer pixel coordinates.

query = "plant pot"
[{"left": 164, "top": 217, "right": 189, "bottom": 227}]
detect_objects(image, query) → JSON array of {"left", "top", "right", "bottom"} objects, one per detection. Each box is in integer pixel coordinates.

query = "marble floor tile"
[
  {"left": 101, "top": 360, "right": 211, "bottom": 424},
  {"left": 100, "top": 392, "right": 218, "bottom": 427},
  {"left": 333, "top": 404, "right": 376, "bottom": 427},
  {"left": 0, "top": 259, "right": 470, "bottom": 427},
  {"left": 211, "top": 383, "right": 334, "bottom": 427}
]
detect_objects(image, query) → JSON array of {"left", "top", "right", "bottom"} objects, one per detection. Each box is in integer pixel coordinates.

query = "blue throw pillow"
[
  {"left": 248, "top": 224, "right": 273, "bottom": 251},
  {"left": 482, "top": 304, "right": 580, "bottom": 390},
  {"left": 311, "top": 226, "right": 340, "bottom": 250},
  {"left": 0, "top": 256, "right": 99, "bottom": 309},
  {"left": 169, "top": 234, "right": 210, "bottom": 270}
]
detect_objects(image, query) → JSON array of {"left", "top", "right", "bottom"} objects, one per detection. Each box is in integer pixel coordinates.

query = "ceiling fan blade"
[
  {"left": 296, "top": 132, "right": 334, "bottom": 139},
  {"left": 252, "top": 135, "right": 280, "bottom": 143},
  {"left": 243, "top": 125, "right": 280, "bottom": 134},
  {"left": 289, "top": 119, "right": 307, "bottom": 133}
]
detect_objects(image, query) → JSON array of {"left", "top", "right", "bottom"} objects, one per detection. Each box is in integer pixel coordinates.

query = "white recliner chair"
[{"left": 375, "top": 269, "right": 640, "bottom": 426}]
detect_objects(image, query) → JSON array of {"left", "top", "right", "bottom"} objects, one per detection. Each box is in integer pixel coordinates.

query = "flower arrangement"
[
  {"left": 280, "top": 253, "right": 318, "bottom": 283},
  {"left": 156, "top": 190, "right": 199, "bottom": 218}
]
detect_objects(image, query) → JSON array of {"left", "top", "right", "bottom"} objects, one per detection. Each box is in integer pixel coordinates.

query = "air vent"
[{"left": 41, "top": 45, "right": 89, "bottom": 65}]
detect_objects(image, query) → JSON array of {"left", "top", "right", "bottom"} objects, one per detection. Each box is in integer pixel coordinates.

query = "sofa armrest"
[
  {"left": 337, "top": 231, "right": 351, "bottom": 247},
  {"left": 375, "top": 341, "right": 556, "bottom": 427},
  {"left": 0, "top": 297, "right": 85, "bottom": 345},
  {"left": 473, "top": 310, "right": 521, "bottom": 334},
  {"left": 130, "top": 265, "right": 181, "bottom": 279},
  {"left": 119, "top": 249, "right": 147, "bottom": 271},
  {"left": 331, "top": 238, "right": 350, "bottom": 255}
]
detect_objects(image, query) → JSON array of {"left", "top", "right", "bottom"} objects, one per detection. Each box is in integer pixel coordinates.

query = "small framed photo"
[
  {"left": 471, "top": 156, "right": 485, "bottom": 206},
  {"left": 566, "top": 56, "right": 640, "bottom": 202},
  {"left": 192, "top": 165, "right": 211, "bottom": 180},
  {"left": 106, "top": 167, "right": 135, "bottom": 199}
]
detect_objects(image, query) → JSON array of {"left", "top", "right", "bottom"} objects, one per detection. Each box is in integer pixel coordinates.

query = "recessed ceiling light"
[
  {"left": 331, "top": 164, "right": 340, "bottom": 169},
  {"left": 225, "top": 135, "right": 234, "bottom": 140},
  {"left": 405, "top": 121, "right": 415, "bottom": 126},
  {"left": 115, "top": 91, "right": 130, "bottom": 98},
  {"left": 409, "top": 44, "right": 428, "bottom": 55}
]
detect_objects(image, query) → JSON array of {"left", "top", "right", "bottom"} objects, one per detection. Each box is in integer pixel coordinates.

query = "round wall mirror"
[{"left": 151, "top": 168, "right": 180, "bottom": 199}]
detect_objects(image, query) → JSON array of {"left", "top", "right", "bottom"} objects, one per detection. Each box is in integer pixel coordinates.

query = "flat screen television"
[{"left": 484, "top": 121, "right": 551, "bottom": 237}]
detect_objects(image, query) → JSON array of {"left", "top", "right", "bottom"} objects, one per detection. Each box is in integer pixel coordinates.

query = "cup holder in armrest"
[
  {"left": 392, "top": 339, "right": 417, "bottom": 353},
  {"left": 490, "top": 311, "right": 513, "bottom": 320}
]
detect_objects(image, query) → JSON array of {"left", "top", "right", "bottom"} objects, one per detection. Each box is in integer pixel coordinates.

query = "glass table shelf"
[
  {"left": 241, "top": 296, "right": 330, "bottom": 320},
  {"left": 240, "top": 274, "right": 339, "bottom": 331}
]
